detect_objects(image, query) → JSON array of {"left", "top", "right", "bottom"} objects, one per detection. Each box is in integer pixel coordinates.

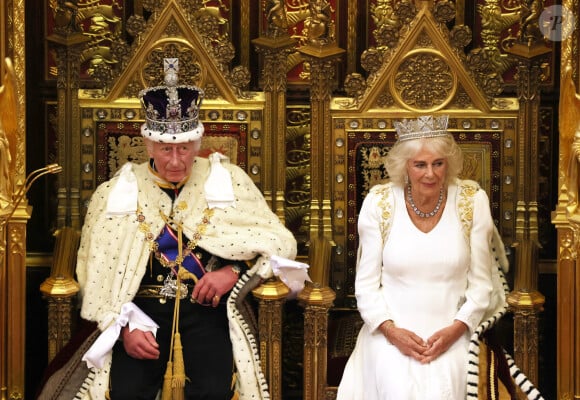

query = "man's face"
[{"left": 145, "top": 139, "right": 201, "bottom": 182}]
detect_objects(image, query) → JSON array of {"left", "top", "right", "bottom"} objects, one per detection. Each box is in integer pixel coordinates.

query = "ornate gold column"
[
  {"left": 252, "top": 280, "right": 290, "bottom": 400},
  {"left": 47, "top": 3, "right": 89, "bottom": 229},
  {"left": 1, "top": 161, "right": 61, "bottom": 400},
  {"left": 298, "top": 280, "right": 335, "bottom": 400},
  {"left": 297, "top": 234, "right": 335, "bottom": 400},
  {"left": 552, "top": 0, "right": 580, "bottom": 397},
  {"left": 252, "top": 2, "right": 297, "bottom": 220},
  {"left": 551, "top": 222, "right": 578, "bottom": 399},
  {"left": 1, "top": 210, "right": 29, "bottom": 400},
  {"left": 297, "top": 4, "right": 341, "bottom": 398},
  {"left": 505, "top": 21, "right": 550, "bottom": 392},
  {"left": 1, "top": 1, "right": 27, "bottom": 397},
  {"left": 40, "top": 227, "right": 80, "bottom": 362},
  {"left": 298, "top": 0, "right": 344, "bottom": 246}
]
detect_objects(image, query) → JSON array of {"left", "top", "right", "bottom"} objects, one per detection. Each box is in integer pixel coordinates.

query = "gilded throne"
[
  {"left": 32, "top": 0, "right": 555, "bottom": 399},
  {"left": 40, "top": 1, "right": 293, "bottom": 399}
]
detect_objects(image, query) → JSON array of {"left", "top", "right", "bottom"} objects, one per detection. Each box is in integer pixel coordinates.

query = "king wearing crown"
[{"left": 71, "top": 58, "right": 297, "bottom": 399}]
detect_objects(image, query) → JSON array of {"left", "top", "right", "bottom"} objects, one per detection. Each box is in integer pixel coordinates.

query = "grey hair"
[{"left": 384, "top": 135, "right": 463, "bottom": 186}]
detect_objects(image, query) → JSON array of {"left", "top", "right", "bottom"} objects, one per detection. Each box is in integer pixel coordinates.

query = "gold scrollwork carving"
[
  {"left": 432, "top": 1, "right": 456, "bottom": 24},
  {"left": 390, "top": 50, "right": 457, "bottom": 111},
  {"left": 370, "top": 0, "right": 400, "bottom": 48}
]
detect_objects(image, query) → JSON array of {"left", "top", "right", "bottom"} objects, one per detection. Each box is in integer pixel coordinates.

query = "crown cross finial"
[{"left": 394, "top": 115, "right": 450, "bottom": 142}]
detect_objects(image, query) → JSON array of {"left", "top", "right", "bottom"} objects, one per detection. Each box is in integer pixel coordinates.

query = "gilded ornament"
[
  {"left": 477, "top": 1, "right": 519, "bottom": 49},
  {"left": 189, "top": 0, "right": 228, "bottom": 31},
  {"left": 126, "top": 14, "right": 147, "bottom": 38},
  {"left": 124, "top": 80, "right": 142, "bottom": 99},
  {"left": 518, "top": 0, "right": 543, "bottom": 46},
  {"left": 376, "top": 92, "right": 395, "bottom": 108},
  {"left": 195, "top": 13, "right": 221, "bottom": 38},
  {"left": 449, "top": 25, "right": 472, "bottom": 49},
  {"left": 393, "top": 1, "right": 417, "bottom": 26},
  {"left": 265, "top": 0, "right": 289, "bottom": 37},
  {"left": 466, "top": 48, "right": 492, "bottom": 72},
  {"left": 142, "top": 0, "right": 160, "bottom": 13},
  {"left": 393, "top": 53, "right": 454, "bottom": 110},
  {"left": 91, "top": 63, "right": 114, "bottom": 88},
  {"left": 370, "top": 1, "right": 398, "bottom": 30},
  {"left": 50, "top": 0, "right": 82, "bottom": 34},
  {"left": 343, "top": 73, "right": 366, "bottom": 99},
  {"left": 229, "top": 66, "right": 253, "bottom": 99},
  {"left": 560, "top": 66, "right": 580, "bottom": 178},
  {"left": 0, "top": 59, "right": 17, "bottom": 209},
  {"left": 164, "top": 19, "right": 182, "bottom": 37},
  {"left": 374, "top": 25, "right": 400, "bottom": 49},
  {"left": 108, "top": 136, "right": 147, "bottom": 176},
  {"left": 484, "top": 73, "right": 504, "bottom": 96},
  {"left": 451, "top": 88, "right": 472, "bottom": 109},
  {"left": 433, "top": 1, "right": 456, "bottom": 24},
  {"left": 360, "top": 48, "right": 385, "bottom": 74},
  {"left": 304, "top": 0, "right": 335, "bottom": 47},
  {"left": 214, "top": 41, "right": 236, "bottom": 65}
]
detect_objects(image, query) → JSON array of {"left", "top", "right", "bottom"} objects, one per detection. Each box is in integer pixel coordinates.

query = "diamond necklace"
[{"left": 406, "top": 185, "right": 444, "bottom": 218}]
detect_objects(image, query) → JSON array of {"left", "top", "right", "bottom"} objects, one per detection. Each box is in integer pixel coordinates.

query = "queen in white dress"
[{"left": 337, "top": 115, "right": 496, "bottom": 400}]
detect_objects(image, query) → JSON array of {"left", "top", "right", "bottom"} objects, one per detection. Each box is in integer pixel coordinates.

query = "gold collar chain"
[{"left": 138, "top": 206, "right": 214, "bottom": 277}]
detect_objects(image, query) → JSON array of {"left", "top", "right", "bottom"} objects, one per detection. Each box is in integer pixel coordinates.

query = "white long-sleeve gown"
[{"left": 337, "top": 182, "right": 494, "bottom": 400}]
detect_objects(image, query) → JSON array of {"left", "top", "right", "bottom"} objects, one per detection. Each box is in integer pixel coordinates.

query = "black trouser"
[{"left": 110, "top": 297, "right": 234, "bottom": 400}]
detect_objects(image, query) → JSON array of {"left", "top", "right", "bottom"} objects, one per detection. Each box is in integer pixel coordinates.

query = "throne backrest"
[
  {"left": 72, "top": 1, "right": 267, "bottom": 220},
  {"left": 93, "top": 117, "right": 248, "bottom": 187},
  {"left": 326, "top": 4, "right": 520, "bottom": 307}
]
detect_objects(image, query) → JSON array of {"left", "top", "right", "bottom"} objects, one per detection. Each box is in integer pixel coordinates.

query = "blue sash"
[{"left": 156, "top": 225, "right": 206, "bottom": 282}]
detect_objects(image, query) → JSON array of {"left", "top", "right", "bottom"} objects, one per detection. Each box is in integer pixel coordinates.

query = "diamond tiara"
[{"left": 394, "top": 115, "right": 450, "bottom": 142}]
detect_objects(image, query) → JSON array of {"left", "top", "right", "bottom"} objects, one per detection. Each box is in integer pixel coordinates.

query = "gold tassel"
[
  {"left": 161, "top": 361, "right": 173, "bottom": 400},
  {"left": 171, "top": 332, "right": 188, "bottom": 399},
  {"left": 230, "top": 376, "right": 239, "bottom": 400},
  {"left": 230, "top": 367, "right": 238, "bottom": 400}
]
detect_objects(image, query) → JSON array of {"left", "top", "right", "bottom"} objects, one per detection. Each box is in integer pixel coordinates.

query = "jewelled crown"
[
  {"left": 394, "top": 115, "right": 450, "bottom": 142},
  {"left": 139, "top": 58, "right": 205, "bottom": 143}
]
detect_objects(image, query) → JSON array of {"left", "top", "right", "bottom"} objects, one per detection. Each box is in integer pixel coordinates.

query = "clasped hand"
[
  {"left": 121, "top": 267, "right": 239, "bottom": 359},
  {"left": 380, "top": 320, "right": 467, "bottom": 364}
]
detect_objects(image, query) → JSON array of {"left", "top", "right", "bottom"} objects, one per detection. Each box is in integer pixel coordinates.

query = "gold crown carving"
[
  {"left": 394, "top": 115, "right": 450, "bottom": 142},
  {"left": 139, "top": 58, "right": 205, "bottom": 143}
]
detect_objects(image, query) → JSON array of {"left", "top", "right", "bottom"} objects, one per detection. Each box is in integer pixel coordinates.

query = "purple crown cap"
[{"left": 140, "top": 86, "right": 202, "bottom": 122}]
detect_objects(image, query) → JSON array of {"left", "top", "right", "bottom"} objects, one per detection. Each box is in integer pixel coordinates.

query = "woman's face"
[
  {"left": 406, "top": 146, "right": 447, "bottom": 196},
  {"left": 146, "top": 139, "right": 201, "bottom": 182}
]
